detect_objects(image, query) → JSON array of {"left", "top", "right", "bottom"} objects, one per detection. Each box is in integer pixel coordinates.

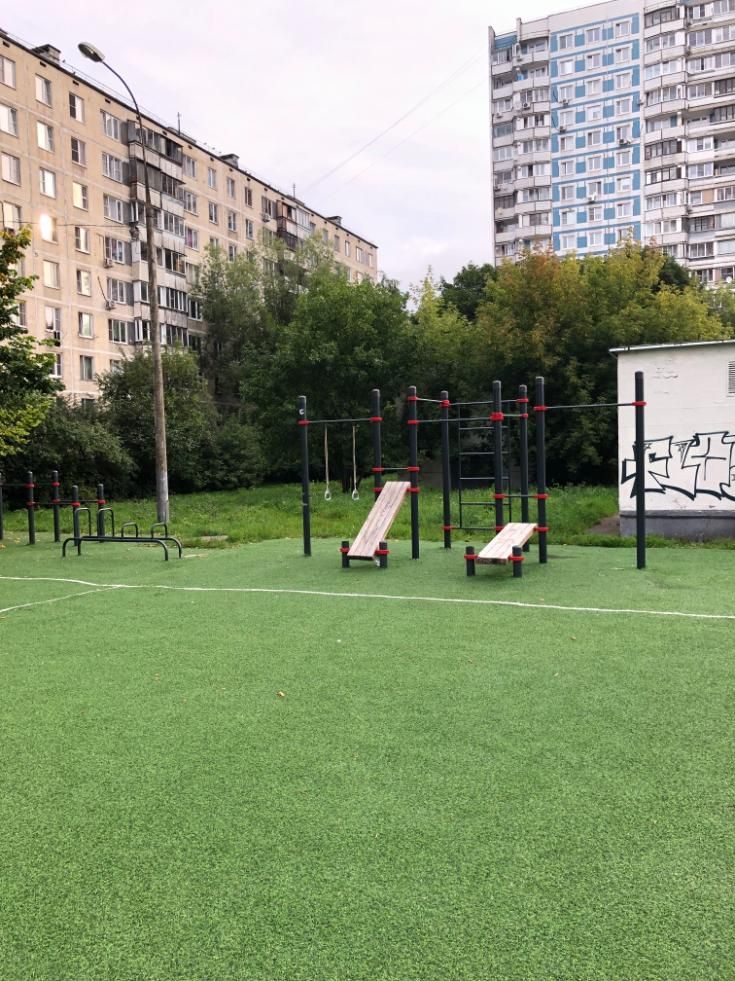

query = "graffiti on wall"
[{"left": 622, "top": 431, "right": 735, "bottom": 501}]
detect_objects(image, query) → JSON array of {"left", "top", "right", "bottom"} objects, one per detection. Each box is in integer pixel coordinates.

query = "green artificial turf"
[{"left": 0, "top": 539, "right": 734, "bottom": 979}]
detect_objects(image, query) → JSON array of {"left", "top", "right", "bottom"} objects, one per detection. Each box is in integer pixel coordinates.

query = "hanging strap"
[
  {"left": 324, "top": 427, "right": 332, "bottom": 501},
  {"left": 351, "top": 425, "right": 360, "bottom": 501}
]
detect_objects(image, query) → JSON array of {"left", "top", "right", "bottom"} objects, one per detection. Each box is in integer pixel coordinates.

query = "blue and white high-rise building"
[{"left": 490, "top": 0, "right": 735, "bottom": 285}]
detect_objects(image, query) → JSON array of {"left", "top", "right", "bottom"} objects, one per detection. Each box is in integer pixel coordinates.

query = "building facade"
[
  {"left": 490, "top": 0, "right": 735, "bottom": 283},
  {"left": 615, "top": 339, "right": 735, "bottom": 538},
  {"left": 0, "top": 31, "right": 378, "bottom": 399}
]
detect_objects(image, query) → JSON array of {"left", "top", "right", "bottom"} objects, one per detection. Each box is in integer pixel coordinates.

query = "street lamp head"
[{"left": 78, "top": 42, "right": 105, "bottom": 63}]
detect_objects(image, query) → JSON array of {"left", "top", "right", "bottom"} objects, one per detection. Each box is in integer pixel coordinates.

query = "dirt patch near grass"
[{"left": 586, "top": 514, "right": 620, "bottom": 535}]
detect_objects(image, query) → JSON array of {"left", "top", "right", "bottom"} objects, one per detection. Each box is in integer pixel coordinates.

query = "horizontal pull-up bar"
[
  {"left": 541, "top": 401, "right": 645, "bottom": 411},
  {"left": 304, "top": 416, "right": 379, "bottom": 425}
]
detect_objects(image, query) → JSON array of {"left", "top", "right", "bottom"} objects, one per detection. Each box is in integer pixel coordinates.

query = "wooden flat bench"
[
  {"left": 342, "top": 481, "right": 410, "bottom": 567},
  {"left": 466, "top": 522, "right": 537, "bottom": 577}
]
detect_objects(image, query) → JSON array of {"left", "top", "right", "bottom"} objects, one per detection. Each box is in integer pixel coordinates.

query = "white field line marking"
[
  {"left": 0, "top": 575, "right": 733, "bottom": 621},
  {"left": 0, "top": 586, "right": 122, "bottom": 616}
]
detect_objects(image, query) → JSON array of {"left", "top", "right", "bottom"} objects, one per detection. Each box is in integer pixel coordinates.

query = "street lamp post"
[{"left": 79, "top": 42, "right": 169, "bottom": 523}]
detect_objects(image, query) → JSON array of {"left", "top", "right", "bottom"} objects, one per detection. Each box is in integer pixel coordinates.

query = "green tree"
[
  {"left": 0, "top": 227, "right": 60, "bottom": 457},
  {"left": 98, "top": 348, "right": 218, "bottom": 493},
  {"left": 472, "top": 244, "right": 728, "bottom": 481},
  {"left": 439, "top": 262, "right": 496, "bottom": 321}
]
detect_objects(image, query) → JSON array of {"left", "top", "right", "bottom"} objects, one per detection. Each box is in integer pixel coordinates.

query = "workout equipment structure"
[{"left": 298, "top": 372, "right": 647, "bottom": 576}]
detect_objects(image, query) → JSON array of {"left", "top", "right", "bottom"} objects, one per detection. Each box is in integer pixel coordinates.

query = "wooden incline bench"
[
  {"left": 342, "top": 481, "right": 410, "bottom": 568},
  {"left": 465, "top": 522, "right": 537, "bottom": 577}
]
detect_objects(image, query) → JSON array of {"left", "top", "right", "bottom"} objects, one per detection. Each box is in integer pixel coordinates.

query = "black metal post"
[
  {"left": 407, "top": 385, "right": 420, "bottom": 559},
  {"left": 535, "top": 377, "right": 548, "bottom": 564},
  {"left": 440, "top": 390, "right": 452, "bottom": 548},
  {"left": 465, "top": 545, "right": 476, "bottom": 576},
  {"left": 634, "top": 370, "right": 646, "bottom": 570},
  {"left": 51, "top": 470, "right": 61, "bottom": 543},
  {"left": 97, "top": 483, "right": 106, "bottom": 538},
  {"left": 71, "top": 484, "right": 81, "bottom": 554},
  {"left": 518, "top": 385, "right": 530, "bottom": 551},
  {"left": 492, "top": 381, "right": 504, "bottom": 535},
  {"left": 371, "top": 388, "right": 383, "bottom": 499},
  {"left": 378, "top": 540, "right": 389, "bottom": 569},
  {"left": 0, "top": 471, "right": 4, "bottom": 542},
  {"left": 298, "top": 395, "right": 311, "bottom": 557},
  {"left": 26, "top": 471, "right": 35, "bottom": 545},
  {"left": 512, "top": 545, "right": 523, "bottom": 578},
  {"left": 341, "top": 540, "right": 350, "bottom": 569}
]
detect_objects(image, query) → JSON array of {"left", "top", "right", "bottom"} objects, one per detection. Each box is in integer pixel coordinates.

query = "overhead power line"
[{"left": 302, "top": 47, "right": 486, "bottom": 193}]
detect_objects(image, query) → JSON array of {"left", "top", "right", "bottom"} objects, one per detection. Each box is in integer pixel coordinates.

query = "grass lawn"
[{"left": 1, "top": 532, "right": 734, "bottom": 979}]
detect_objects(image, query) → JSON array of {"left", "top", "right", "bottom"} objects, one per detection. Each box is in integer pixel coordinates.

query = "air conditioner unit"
[
  {"left": 522, "top": 102, "right": 531, "bottom": 110},
  {"left": 261, "top": 213, "right": 271, "bottom": 222},
  {"left": 619, "top": 138, "right": 630, "bottom": 145},
  {"left": 52, "top": 330, "right": 61, "bottom": 343},
  {"left": 685, "top": 205, "right": 693, "bottom": 213},
  {"left": 559, "top": 125, "right": 567, "bottom": 133},
  {"left": 103, "top": 257, "right": 114, "bottom": 268},
  {"left": 105, "top": 300, "right": 116, "bottom": 311},
  {"left": 561, "top": 98, "right": 569, "bottom": 106},
  {"left": 588, "top": 193, "right": 597, "bottom": 202}
]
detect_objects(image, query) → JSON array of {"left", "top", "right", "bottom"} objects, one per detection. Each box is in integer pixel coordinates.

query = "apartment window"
[
  {"left": 559, "top": 135, "right": 574, "bottom": 152},
  {"left": 558, "top": 32, "right": 574, "bottom": 49},
  {"left": 615, "top": 98, "right": 632, "bottom": 116},
  {"left": 616, "top": 150, "right": 631, "bottom": 167},
  {"left": 560, "top": 233, "right": 576, "bottom": 251},
  {"left": 560, "top": 209, "right": 575, "bottom": 226},
  {"left": 37, "top": 121, "right": 54, "bottom": 152},
  {"left": 688, "top": 162, "right": 714, "bottom": 179},
  {"left": 344, "top": 240, "right": 351, "bottom": 257},
  {"left": 35, "top": 75, "right": 52, "bottom": 106},
  {"left": 208, "top": 202, "right": 218, "bottom": 224},
  {"left": 560, "top": 159, "right": 575, "bottom": 176},
  {"left": 588, "top": 205, "right": 602, "bottom": 222},
  {"left": 40, "top": 215, "right": 57, "bottom": 243},
  {"left": 210, "top": 236, "right": 220, "bottom": 248},
  {"left": 617, "top": 176, "right": 633, "bottom": 193},
  {"left": 44, "top": 305, "right": 61, "bottom": 332},
  {"left": 614, "top": 46, "right": 631, "bottom": 65},
  {"left": 77, "top": 269, "right": 92, "bottom": 296},
  {"left": 244, "top": 186, "right": 253, "bottom": 207},
  {"left": 560, "top": 184, "right": 576, "bottom": 201},
  {"left": 42, "top": 260, "right": 59, "bottom": 288},
  {"left": 185, "top": 227, "right": 199, "bottom": 249},
  {"left": 102, "top": 153, "right": 126, "bottom": 182},
  {"left": 226, "top": 176, "right": 236, "bottom": 198},
  {"left": 614, "top": 20, "right": 631, "bottom": 37},
  {"left": 615, "top": 72, "right": 632, "bottom": 90},
  {"left": 587, "top": 130, "right": 602, "bottom": 147},
  {"left": 616, "top": 125, "right": 632, "bottom": 142},
  {"left": 617, "top": 201, "right": 633, "bottom": 218},
  {"left": 587, "top": 181, "right": 603, "bottom": 197},
  {"left": 101, "top": 111, "right": 121, "bottom": 140},
  {"left": 645, "top": 5, "right": 678, "bottom": 26},
  {"left": 261, "top": 196, "right": 276, "bottom": 218},
  {"left": 108, "top": 278, "right": 133, "bottom": 304},
  {"left": 227, "top": 210, "right": 237, "bottom": 232},
  {"left": 78, "top": 312, "right": 94, "bottom": 337},
  {"left": 559, "top": 59, "right": 574, "bottom": 76},
  {"left": 39, "top": 168, "right": 56, "bottom": 198},
  {"left": 559, "top": 109, "right": 575, "bottom": 127},
  {"left": 183, "top": 154, "right": 196, "bottom": 177},
  {"left": 689, "top": 242, "right": 714, "bottom": 258},
  {"left": 103, "top": 195, "right": 127, "bottom": 222},
  {"left": 587, "top": 103, "right": 602, "bottom": 122},
  {"left": 586, "top": 26, "right": 602, "bottom": 43},
  {"left": 75, "top": 226, "right": 90, "bottom": 253},
  {"left": 183, "top": 190, "right": 197, "bottom": 214},
  {"left": 79, "top": 356, "right": 94, "bottom": 381},
  {"left": 588, "top": 230, "right": 604, "bottom": 247},
  {"left": 73, "top": 182, "right": 88, "bottom": 210},
  {"left": 586, "top": 78, "right": 602, "bottom": 97},
  {"left": 51, "top": 354, "right": 62, "bottom": 378},
  {"left": 0, "top": 103, "right": 18, "bottom": 136},
  {"left": 228, "top": 244, "right": 237, "bottom": 261},
  {"left": 2, "top": 201, "right": 21, "bottom": 230},
  {"left": 245, "top": 218, "right": 254, "bottom": 239},
  {"left": 66, "top": 137, "right": 85, "bottom": 168},
  {"left": 588, "top": 155, "right": 602, "bottom": 172},
  {"left": 586, "top": 52, "right": 602, "bottom": 70},
  {"left": 0, "top": 55, "right": 15, "bottom": 88},
  {"left": 68, "top": 92, "right": 84, "bottom": 121},
  {"left": 108, "top": 319, "right": 128, "bottom": 343},
  {"left": 207, "top": 166, "right": 217, "bottom": 189},
  {"left": 1, "top": 152, "right": 20, "bottom": 185}
]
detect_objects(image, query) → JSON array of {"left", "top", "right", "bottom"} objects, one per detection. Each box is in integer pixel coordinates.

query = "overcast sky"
[{"left": 10, "top": 0, "right": 578, "bottom": 290}]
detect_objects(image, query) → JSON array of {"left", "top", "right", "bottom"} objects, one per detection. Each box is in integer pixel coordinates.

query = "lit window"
[
  {"left": 37, "top": 121, "right": 54, "bottom": 152},
  {"left": 42, "top": 260, "right": 60, "bottom": 288},
  {"left": 73, "top": 182, "right": 89, "bottom": 210},
  {"left": 75, "top": 226, "right": 90, "bottom": 252},
  {"left": 35, "top": 75, "right": 52, "bottom": 106},
  {"left": 78, "top": 312, "right": 94, "bottom": 337},
  {"left": 39, "top": 168, "right": 56, "bottom": 197},
  {"left": 77, "top": 269, "right": 92, "bottom": 296}
]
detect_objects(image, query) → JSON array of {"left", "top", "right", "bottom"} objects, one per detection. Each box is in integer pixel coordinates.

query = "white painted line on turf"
[
  {"left": 0, "top": 586, "right": 122, "bottom": 616},
  {"left": 0, "top": 575, "right": 733, "bottom": 621}
]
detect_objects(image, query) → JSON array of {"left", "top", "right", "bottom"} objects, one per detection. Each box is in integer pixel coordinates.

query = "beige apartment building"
[{"left": 0, "top": 31, "right": 378, "bottom": 399}]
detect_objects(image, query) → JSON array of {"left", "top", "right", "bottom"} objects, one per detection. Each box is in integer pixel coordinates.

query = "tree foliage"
[{"left": 0, "top": 228, "right": 60, "bottom": 459}]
